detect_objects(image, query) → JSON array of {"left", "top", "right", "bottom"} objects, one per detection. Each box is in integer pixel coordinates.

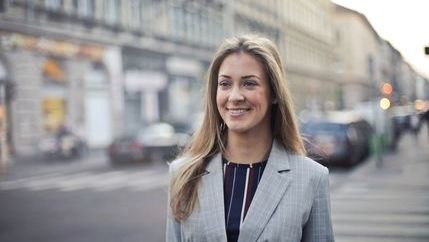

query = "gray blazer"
[{"left": 166, "top": 141, "right": 334, "bottom": 242}]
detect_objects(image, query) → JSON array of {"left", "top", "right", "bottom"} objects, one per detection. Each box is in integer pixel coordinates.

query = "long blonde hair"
[{"left": 170, "top": 34, "right": 306, "bottom": 221}]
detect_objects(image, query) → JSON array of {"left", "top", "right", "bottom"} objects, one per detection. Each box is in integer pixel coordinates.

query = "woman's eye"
[
  {"left": 243, "top": 80, "right": 257, "bottom": 87},
  {"left": 218, "top": 80, "right": 230, "bottom": 87}
]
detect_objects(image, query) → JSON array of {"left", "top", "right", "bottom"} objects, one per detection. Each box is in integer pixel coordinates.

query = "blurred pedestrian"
[
  {"left": 166, "top": 35, "right": 334, "bottom": 242},
  {"left": 56, "top": 124, "right": 71, "bottom": 141},
  {"left": 410, "top": 113, "right": 420, "bottom": 141},
  {"left": 423, "top": 109, "right": 429, "bottom": 137},
  {"left": 390, "top": 116, "right": 403, "bottom": 151}
]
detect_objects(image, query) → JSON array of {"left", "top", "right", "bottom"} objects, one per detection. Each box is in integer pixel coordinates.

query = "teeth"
[{"left": 228, "top": 109, "right": 248, "bottom": 114}]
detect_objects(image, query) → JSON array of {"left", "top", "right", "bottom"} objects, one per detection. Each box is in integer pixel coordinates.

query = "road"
[
  {"left": 0, "top": 129, "right": 428, "bottom": 242},
  {"left": 0, "top": 152, "right": 169, "bottom": 242},
  {"left": 330, "top": 130, "right": 429, "bottom": 242}
]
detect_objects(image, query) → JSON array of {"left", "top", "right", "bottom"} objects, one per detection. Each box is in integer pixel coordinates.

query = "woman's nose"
[{"left": 228, "top": 86, "right": 244, "bottom": 102}]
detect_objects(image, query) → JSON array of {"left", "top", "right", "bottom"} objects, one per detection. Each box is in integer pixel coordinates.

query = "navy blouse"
[{"left": 222, "top": 157, "right": 267, "bottom": 242}]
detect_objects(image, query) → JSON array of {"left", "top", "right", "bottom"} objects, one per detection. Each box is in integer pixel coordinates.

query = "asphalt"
[{"left": 331, "top": 124, "right": 429, "bottom": 241}]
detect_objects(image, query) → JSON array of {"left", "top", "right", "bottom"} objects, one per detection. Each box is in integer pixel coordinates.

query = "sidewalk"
[
  {"left": 349, "top": 125, "right": 429, "bottom": 184},
  {"left": 0, "top": 148, "right": 108, "bottom": 179},
  {"left": 331, "top": 125, "right": 429, "bottom": 242}
]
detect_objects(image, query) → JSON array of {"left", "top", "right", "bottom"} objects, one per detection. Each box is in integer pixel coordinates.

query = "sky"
[{"left": 332, "top": 0, "right": 429, "bottom": 78}]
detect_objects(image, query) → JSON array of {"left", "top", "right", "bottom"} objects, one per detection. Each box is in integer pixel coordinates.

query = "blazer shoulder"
[
  {"left": 168, "top": 156, "right": 189, "bottom": 176},
  {"left": 288, "top": 153, "right": 329, "bottom": 176}
]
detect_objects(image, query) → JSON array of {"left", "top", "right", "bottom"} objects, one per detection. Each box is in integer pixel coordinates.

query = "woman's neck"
[{"left": 225, "top": 131, "right": 273, "bottom": 164}]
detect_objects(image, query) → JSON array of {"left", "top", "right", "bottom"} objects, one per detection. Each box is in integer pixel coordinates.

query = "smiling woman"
[
  {"left": 216, "top": 52, "right": 273, "bottom": 137},
  {"left": 166, "top": 34, "right": 334, "bottom": 242}
]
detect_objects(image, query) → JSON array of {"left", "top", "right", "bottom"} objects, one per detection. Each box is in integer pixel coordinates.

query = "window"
[
  {"left": 45, "top": 0, "right": 62, "bottom": 11},
  {"left": 0, "top": 0, "right": 6, "bottom": 12},
  {"left": 104, "top": 0, "right": 120, "bottom": 25},
  {"left": 129, "top": 0, "right": 141, "bottom": 29},
  {"left": 77, "top": 0, "right": 94, "bottom": 18}
]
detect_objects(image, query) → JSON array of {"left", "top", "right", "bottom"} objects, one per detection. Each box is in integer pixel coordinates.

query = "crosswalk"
[
  {"left": 0, "top": 169, "right": 169, "bottom": 192},
  {"left": 331, "top": 181, "right": 429, "bottom": 242}
]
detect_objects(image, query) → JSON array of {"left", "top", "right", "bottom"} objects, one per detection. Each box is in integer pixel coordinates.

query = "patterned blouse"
[{"left": 222, "top": 157, "right": 267, "bottom": 242}]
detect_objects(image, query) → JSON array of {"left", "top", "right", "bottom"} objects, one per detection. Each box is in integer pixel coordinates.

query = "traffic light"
[
  {"left": 381, "top": 83, "right": 393, "bottom": 95},
  {"left": 380, "top": 82, "right": 392, "bottom": 110},
  {"left": 379, "top": 98, "right": 391, "bottom": 110}
]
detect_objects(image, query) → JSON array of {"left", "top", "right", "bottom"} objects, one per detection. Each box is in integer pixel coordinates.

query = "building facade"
[
  {"left": 333, "top": 4, "right": 428, "bottom": 110},
  {"left": 227, "top": 0, "right": 338, "bottom": 113},
  {"left": 333, "top": 4, "right": 383, "bottom": 109},
  {"left": 380, "top": 40, "right": 402, "bottom": 105},
  {"left": 2, "top": 0, "right": 427, "bottom": 157},
  {"left": 280, "top": 0, "right": 337, "bottom": 112},
  {"left": 0, "top": 0, "right": 225, "bottom": 156}
]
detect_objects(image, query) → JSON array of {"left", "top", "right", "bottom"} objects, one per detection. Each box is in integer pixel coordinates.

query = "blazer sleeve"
[
  {"left": 301, "top": 167, "right": 335, "bottom": 242},
  {"left": 166, "top": 197, "right": 181, "bottom": 242},
  {"left": 166, "top": 161, "right": 182, "bottom": 242}
]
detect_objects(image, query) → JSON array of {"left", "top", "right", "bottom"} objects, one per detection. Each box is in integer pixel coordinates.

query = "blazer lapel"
[
  {"left": 200, "top": 153, "right": 228, "bottom": 242},
  {"left": 238, "top": 141, "right": 292, "bottom": 242}
]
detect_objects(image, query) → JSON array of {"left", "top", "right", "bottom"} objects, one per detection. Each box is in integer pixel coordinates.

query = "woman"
[{"left": 167, "top": 35, "right": 334, "bottom": 242}]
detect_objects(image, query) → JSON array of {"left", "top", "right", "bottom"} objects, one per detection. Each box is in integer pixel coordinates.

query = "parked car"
[
  {"left": 107, "top": 122, "right": 189, "bottom": 165},
  {"left": 301, "top": 118, "right": 373, "bottom": 166}
]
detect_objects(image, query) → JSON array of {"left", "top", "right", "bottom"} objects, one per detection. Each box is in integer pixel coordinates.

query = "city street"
[
  {"left": 1, "top": 1, "right": 428, "bottom": 242},
  {"left": 0, "top": 153, "right": 170, "bottom": 242},
  {"left": 331, "top": 126, "right": 429, "bottom": 242},
  {"left": 0, "top": 128, "right": 428, "bottom": 242}
]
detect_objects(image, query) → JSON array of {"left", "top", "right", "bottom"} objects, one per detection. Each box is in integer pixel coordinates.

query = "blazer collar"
[
  {"left": 200, "top": 141, "right": 293, "bottom": 242},
  {"left": 200, "top": 152, "right": 228, "bottom": 242},
  {"left": 238, "top": 140, "right": 293, "bottom": 242},
  {"left": 204, "top": 141, "right": 291, "bottom": 173}
]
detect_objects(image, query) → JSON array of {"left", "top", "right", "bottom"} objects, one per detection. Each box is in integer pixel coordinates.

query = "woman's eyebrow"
[
  {"left": 242, "top": 75, "right": 261, "bottom": 80},
  {"left": 218, "top": 74, "right": 231, "bottom": 79},
  {"left": 218, "top": 74, "right": 261, "bottom": 80}
]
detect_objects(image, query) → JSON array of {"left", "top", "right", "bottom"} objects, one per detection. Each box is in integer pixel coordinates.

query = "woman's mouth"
[{"left": 226, "top": 108, "right": 250, "bottom": 116}]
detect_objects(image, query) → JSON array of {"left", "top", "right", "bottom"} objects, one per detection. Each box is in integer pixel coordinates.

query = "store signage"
[
  {"left": 43, "top": 58, "right": 65, "bottom": 82},
  {"left": 0, "top": 31, "right": 104, "bottom": 60}
]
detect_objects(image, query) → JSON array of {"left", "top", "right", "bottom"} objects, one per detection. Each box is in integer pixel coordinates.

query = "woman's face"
[{"left": 216, "top": 52, "right": 272, "bottom": 135}]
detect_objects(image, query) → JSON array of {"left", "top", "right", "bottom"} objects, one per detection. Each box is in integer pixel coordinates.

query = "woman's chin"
[{"left": 226, "top": 125, "right": 250, "bottom": 134}]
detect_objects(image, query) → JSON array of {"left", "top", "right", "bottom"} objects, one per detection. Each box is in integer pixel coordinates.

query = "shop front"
[
  {"left": 122, "top": 47, "right": 167, "bottom": 135},
  {"left": 165, "top": 56, "right": 205, "bottom": 131},
  {"left": 0, "top": 31, "right": 113, "bottom": 155}
]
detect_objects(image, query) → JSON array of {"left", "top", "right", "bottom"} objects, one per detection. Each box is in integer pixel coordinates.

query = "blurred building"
[
  {"left": 0, "top": 0, "right": 225, "bottom": 155},
  {"left": 399, "top": 62, "right": 416, "bottom": 104},
  {"left": 0, "top": 1, "right": 116, "bottom": 155},
  {"left": 227, "top": 0, "right": 282, "bottom": 44},
  {"left": 380, "top": 40, "right": 402, "bottom": 105},
  {"left": 2, "top": 0, "right": 426, "bottom": 157},
  {"left": 227, "top": 0, "right": 337, "bottom": 112},
  {"left": 333, "top": 4, "right": 427, "bottom": 111},
  {"left": 280, "top": 0, "right": 337, "bottom": 112},
  {"left": 0, "top": 54, "right": 9, "bottom": 165},
  {"left": 333, "top": 4, "right": 383, "bottom": 109}
]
